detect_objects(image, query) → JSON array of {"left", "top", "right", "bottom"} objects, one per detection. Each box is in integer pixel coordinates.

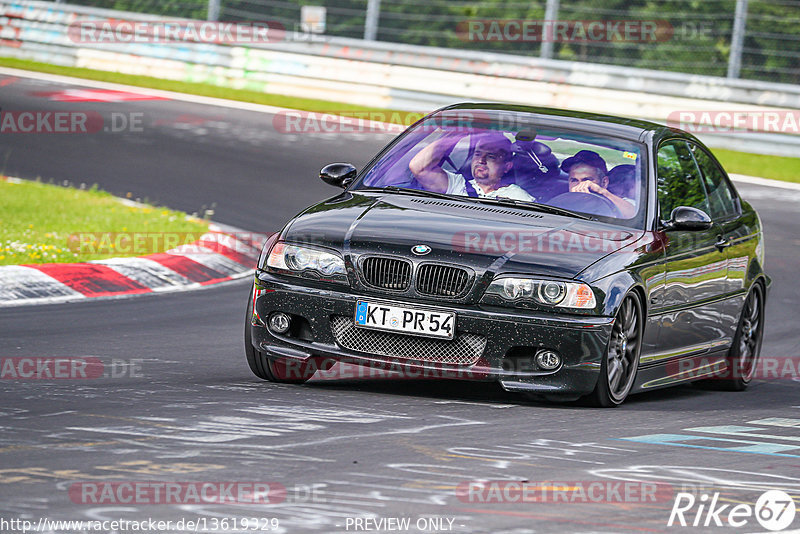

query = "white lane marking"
[
  {"left": 243, "top": 405, "right": 413, "bottom": 423},
  {"left": 730, "top": 173, "right": 800, "bottom": 191},
  {"left": 499, "top": 440, "right": 637, "bottom": 452},
  {"left": 0, "top": 65, "right": 402, "bottom": 135},
  {"left": 67, "top": 407, "right": 416, "bottom": 444},
  {"left": 687, "top": 425, "right": 800, "bottom": 444},
  {"left": 433, "top": 400, "right": 519, "bottom": 408},
  {"left": 258, "top": 416, "right": 486, "bottom": 452},
  {"left": 68, "top": 414, "right": 484, "bottom": 449},
  {"left": 731, "top": 185, "right": 800, "bottom": 203},
  {"left": 750, "top": 418, "right": 800, "bottom": 428},
  {"left": 591, "top": 465, "right": 800, "bottom": 492},
  {"left": 0, "top": 66, "right": 290, "bottom": 115}
]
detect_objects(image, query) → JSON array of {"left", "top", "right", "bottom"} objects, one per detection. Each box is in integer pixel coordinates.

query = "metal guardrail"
[
  {"left": 1, "top": 0, "right": 798, "bottom": 156},
  {"left": 60, "top": 0, "right": 800, "bottom": 85},
  {"left": 263, "top": 36, "right": 800, "bottom": 109}
]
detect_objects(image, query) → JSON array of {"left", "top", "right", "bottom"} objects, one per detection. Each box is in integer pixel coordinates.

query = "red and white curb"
[{"left": 0, "top": 223, "right": 268, "bottom": 307}]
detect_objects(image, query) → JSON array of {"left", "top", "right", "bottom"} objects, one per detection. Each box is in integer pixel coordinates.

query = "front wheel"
[
  {"left": 587, "top": 293, "right": 643, "bottom": 407},
  {"left": 244, "top": 286, "right": 314, "bottom": 384}
]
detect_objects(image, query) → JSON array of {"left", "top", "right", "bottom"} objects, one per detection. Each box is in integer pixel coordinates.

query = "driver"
[
  {"left": 409, "top": 131, "right": 535, "bottom": 202},
  {"left": 562, "top": 150, "right": 636, "bottom": 218}
]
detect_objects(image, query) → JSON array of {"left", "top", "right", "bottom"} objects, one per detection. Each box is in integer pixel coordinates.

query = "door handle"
[{"left": 715, "top": 236, "right": 731, "bottom": 250}]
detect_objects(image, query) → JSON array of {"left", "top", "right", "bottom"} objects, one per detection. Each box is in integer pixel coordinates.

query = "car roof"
[{"left": 440, "top": 102, "right": 687, "bottom": 144}]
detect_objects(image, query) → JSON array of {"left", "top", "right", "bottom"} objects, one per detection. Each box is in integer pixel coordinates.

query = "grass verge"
[
  {"left": 1, "top": 56, "right": 798, "bottom": 183},
  {"left": 711, "top": 148, "right": 799, "bottom": 184},
  {"left": 0, "top": 178, "right": 209, "bottom": 266}
]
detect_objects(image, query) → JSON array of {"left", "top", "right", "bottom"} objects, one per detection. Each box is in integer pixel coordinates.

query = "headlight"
[
  {"left": 263, "top": 241, "right": 346, "bottom": 279},
  {"left": 539, "top": 281, "right": 567, "bottom": 305},
  {"left": 485, "top": 277, "right": 596, "bottom": 309}
]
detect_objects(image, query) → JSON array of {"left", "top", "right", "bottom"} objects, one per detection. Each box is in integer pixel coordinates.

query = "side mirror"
[
  {"left": 664, "top": 206, "right": 713, "bottom": 231},
  {"left": 320, "top": 163, "right": 357, "bottom": 188}
]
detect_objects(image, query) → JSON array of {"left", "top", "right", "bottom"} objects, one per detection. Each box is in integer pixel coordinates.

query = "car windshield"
[{"left": 352, "top": 109, "right": 647, "bottom": 228}]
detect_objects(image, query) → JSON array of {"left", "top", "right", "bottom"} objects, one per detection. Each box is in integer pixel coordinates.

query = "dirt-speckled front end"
[{"left": 251, "top": 273, "right": 614, "bottom": 396}]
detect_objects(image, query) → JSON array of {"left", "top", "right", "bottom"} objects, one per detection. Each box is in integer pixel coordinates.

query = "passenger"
[
  {"left": 409, "top": 131, "right": 535, "bottom": 202},
  {"left": 608, "top": 164, "right": 637, "bottom": 203},
  {"left": 562, "top": 150, "right": 636, "bottom": 218}
]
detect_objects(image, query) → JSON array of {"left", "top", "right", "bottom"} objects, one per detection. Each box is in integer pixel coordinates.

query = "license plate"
[{"left": 354, "top": 300, "right": 455, "bottom": 340}]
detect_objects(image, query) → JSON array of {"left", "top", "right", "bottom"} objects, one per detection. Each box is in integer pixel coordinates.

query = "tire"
[
  {"left": 587, "top": 292, "right": 643, "bottom": 407},
  {"left": 717, "top": 282, "right": 765, "bottom": 391},
  {"left": 244, "top": 285, "right": 313, "bottom": 384}
]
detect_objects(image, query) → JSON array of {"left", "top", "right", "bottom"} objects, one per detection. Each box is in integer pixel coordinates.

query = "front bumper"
[{"left": 251, "top": 272, "right": 614, "bottom": 395}]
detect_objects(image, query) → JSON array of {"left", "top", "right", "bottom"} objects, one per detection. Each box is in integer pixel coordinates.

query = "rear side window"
[
  {"left": 689, "top": 143, "right": 739, "bottom": 220},
  {"left": 656, "top": 140, "right": 709, "bottom": 219}
]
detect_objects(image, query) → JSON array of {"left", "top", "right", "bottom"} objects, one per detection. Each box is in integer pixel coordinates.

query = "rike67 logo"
[{"left": 668, "top": 490, "right": 796, "bottom": 531}]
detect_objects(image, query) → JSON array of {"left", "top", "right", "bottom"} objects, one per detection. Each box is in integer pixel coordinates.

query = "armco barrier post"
[
  {"left": 364, "top": 0, "right": 381, "bottom": 41},
  {"left": 540, "top": 0, "right": 560, "bottom": 59},
  {"left": 727, "top": 0, "right": 748, "bottom": 79},
  {"left": 207, "top": 0, "right": 220, "bottom": 21}
]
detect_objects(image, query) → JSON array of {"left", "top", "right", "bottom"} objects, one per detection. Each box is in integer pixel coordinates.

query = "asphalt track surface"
[{"left": 1, "top": 72, "right": 800, "bottom": 533}]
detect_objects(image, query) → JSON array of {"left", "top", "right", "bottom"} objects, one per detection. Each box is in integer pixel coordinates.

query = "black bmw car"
[{"left": 245, "top": 104, "right": 769, "bottom": 406}]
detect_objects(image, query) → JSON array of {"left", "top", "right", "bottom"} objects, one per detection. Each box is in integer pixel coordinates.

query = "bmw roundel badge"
[{"left": 412, "top": 244, "right": 431, "bottom": 256}]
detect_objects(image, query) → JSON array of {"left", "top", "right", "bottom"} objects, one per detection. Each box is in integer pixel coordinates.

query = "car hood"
[{"left": 282, "top": 192, "right": 643, "bottom": 280}]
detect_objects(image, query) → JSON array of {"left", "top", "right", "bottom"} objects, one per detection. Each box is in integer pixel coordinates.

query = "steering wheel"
[{"left": 547, "top": 192, "right": 621, "bottom": 218}]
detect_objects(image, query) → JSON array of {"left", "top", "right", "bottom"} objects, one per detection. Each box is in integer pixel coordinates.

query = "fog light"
[
  {"left": 268, "top": 312, "right": 291, "bottom": 334},
  {"left": 535, "top": 350, "right": 561, "bottom": 370}
]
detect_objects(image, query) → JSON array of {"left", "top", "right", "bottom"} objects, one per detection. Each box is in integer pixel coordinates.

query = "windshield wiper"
[
  {"left": 378, "top": 186, "right": 460, "bottom": 201},
  {"left": 471, "top": 196, "right": 593, "bottom": 220},
  {"left": 373, "top": 186, "right": 592, "bottom": 220}
]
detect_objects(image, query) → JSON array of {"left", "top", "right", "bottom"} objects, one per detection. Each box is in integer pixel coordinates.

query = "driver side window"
[{"left": 656, "top": 140, "right": 709, "bottom": 220}]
